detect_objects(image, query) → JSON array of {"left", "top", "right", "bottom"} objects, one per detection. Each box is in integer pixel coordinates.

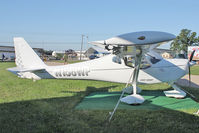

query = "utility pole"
[
  {"left": 80, "top": 34, "right": 84, "bottom": 60},
  {"left": 86, "top": 36, "right": 89, "bottom": 50}
]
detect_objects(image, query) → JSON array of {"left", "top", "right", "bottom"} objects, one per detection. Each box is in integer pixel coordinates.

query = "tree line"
[{"left": 170, "top": 29, "right": 199, "bottom": 55}]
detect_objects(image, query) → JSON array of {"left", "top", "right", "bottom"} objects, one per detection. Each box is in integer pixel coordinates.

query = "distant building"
[
  {"left": 85, "top": 46, "right": 110, "bottom": 59},
  {"left": 52, "top": 51, "right": 65, "bottom": 57},
  {"left": 0, "top": 45, "right": 44, "bottom": 61},
  {"left": 154, "top": 48, "right": 174, "bottom": 59},
  {"left": 0, "top": 46, "right": 15, "bottom": 60},
  {"left": 75, "top": 50, "right": 87, "bottom": 60},
  {"left": 161, "top": 52, "right": 172, "bottom": 59},
  {"left": 52, "top": 50, "right": 78, "bottom": 60}
]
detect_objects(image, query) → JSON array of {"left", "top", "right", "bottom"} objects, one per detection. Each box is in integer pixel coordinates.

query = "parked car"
[{"left": 89, "top": 55, "right": 99, "bottom": 60}]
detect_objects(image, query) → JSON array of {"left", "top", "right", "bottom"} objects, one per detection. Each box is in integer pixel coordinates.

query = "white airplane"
[{"left": 7, "top": 31, "right": 195, "bottom": 105}]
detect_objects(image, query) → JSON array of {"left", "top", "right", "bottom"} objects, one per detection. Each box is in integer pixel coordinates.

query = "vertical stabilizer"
[{"left": 14, "top": 37, "right": 46, "bottom": 68}]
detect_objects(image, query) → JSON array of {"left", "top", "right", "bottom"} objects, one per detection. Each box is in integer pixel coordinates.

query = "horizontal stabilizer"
[{"left": 7, "top": 67, "right": 45, "bottom": 72}]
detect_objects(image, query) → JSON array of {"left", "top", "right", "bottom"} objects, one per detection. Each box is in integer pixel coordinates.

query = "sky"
[{"left": 0, "top": 0, "right": 199, "bottom": 50}]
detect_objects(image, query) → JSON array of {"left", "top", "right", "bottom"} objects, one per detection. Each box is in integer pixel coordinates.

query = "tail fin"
[{"left": 14, "top": 37, "right": 46, "bottom": 69}]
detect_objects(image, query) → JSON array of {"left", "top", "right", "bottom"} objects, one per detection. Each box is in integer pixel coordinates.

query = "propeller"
[{"left": 188, "top": 50, "right": 195, "bottom": 86}]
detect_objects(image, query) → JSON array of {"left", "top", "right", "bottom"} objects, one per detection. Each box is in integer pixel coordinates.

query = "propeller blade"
[
  {"left": 189, "top": 64, "right": 191, "bottom": 86},
  {"left": 189, "top": 50, "right": 195, "bottom": 62},
  {"left": 188, "top": 50, "right": 195, "bottom": 86}
]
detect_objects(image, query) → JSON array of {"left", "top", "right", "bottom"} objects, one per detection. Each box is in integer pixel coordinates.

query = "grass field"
[
  {"left": 190, "top": 65, "right": 199, "bottom": 75},
  {"left": 0, "top": 62, "right": 199, "bottom": 133}
]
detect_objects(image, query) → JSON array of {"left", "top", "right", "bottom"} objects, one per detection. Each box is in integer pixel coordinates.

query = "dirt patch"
[{"left": 44, "top": 61, "right": 67, "bottom": 66}]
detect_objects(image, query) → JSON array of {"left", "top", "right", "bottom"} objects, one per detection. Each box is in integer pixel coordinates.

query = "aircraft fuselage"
[{"left": 19, "top": 54, "right": 188, "bottom": 84}]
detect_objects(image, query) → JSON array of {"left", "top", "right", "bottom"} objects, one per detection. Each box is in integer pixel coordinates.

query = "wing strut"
[{"left": 109, "top": 69, "right": 135, "bottom": 122}]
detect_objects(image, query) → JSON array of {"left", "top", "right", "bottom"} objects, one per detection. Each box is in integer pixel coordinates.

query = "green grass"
[
  {"left": 0, "top": 62, "right": 199, "bottom": 133},
  {"left": 191, "top": 65, "right": 199, "bottom": 75}
]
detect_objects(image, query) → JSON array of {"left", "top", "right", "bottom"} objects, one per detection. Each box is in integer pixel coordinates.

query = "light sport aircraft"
[{"left": 7, "top": 31, "right": 195, "bottom": 105}]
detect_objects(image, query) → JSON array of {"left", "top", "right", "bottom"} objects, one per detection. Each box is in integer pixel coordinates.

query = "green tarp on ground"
[{"left": 75, "top": 91, "right": 199, "bottom": 112}]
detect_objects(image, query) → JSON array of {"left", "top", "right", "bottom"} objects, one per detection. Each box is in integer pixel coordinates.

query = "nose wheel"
[{"left": 164, "top": 83, "right": 186, "bottom": 98}]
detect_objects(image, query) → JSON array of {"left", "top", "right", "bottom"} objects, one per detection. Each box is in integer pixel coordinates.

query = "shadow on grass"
[
  {"left": 0, "top": 86, "right": 199, "bottom": 133},
  {"left": 60, "top": 85, "right": 118, "bottom": 95},
  {"left": 177, "top": 78, "right": 199, "bottom": 88},
  {"left": 0, "top": 85, "right": 117, "bottom": 133}
]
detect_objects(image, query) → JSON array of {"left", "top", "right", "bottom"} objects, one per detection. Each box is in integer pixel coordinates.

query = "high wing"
[
  {"left": 89, "top": 31, "right": 175, "bottom": 49},
  {"left": 89, "top": 31, "right": 176, "bottom": 67}
]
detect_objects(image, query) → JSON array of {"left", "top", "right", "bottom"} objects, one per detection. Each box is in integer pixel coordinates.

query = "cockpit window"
[
  {"left": 150, "top": 57, "right": 161, "bottom": 64},
  {"left": 146, "top": 53, "right": 161, "bottom": 64},
  {"left": 123, "top": 56, "right": 151, "bottom": 69},
  {"left": 112, "top": 56, "right": 122, "bottom": 64},
  {"left": 112, "top": 46, "right": 161, "bottom": 69}
]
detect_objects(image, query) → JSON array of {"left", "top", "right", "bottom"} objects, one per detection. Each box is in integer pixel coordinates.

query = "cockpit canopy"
[{"left": 112, "top": 46, "right": 161, "bottom": 69}]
